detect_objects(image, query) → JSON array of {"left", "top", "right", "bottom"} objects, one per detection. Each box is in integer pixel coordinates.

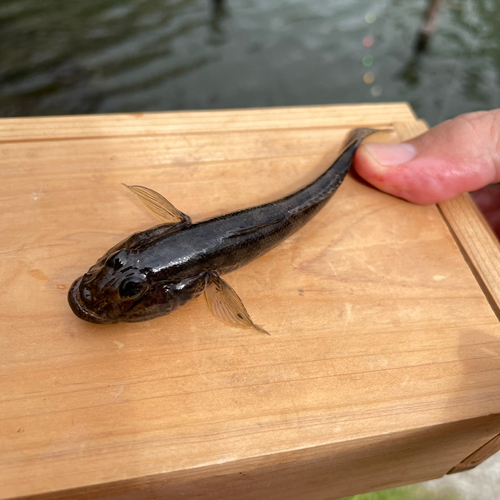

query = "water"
[{"left": 1, "top": 0, "right": 500, "bottom": 125}]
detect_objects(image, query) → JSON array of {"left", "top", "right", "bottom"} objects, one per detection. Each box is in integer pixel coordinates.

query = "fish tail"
[{"left": 341, "top": 127, "right": 390, "bottom": 153}]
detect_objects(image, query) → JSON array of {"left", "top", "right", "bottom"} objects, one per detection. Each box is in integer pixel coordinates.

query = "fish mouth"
[{"left": 68, "top": 276, "right": 115, "bottom": 324}]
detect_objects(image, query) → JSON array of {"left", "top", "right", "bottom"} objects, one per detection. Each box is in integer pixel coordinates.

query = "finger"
[{"left": 354, "top": 110, "right": 500, "bottom": 205}]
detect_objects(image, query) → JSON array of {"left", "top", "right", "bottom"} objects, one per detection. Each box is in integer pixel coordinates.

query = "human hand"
[{"left": 353, "top": 110, "right": 500, "bottom": 237}]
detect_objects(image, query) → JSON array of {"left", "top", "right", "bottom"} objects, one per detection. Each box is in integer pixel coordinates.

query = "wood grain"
[{"left": 1, "top": 104, "right": 499, "bottom": 500}]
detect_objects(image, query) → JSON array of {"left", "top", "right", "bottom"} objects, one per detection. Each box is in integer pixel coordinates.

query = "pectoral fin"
[
  {"left": 123, "top": 184, "right": 190, "bottom": 224},
  {"left": 204, "top": 273, "right": 269, "bottom": 335}
]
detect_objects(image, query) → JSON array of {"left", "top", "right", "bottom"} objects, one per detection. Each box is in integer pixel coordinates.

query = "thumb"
[{"left": 354, "top": 110, "right": 500, "bottom": 204}]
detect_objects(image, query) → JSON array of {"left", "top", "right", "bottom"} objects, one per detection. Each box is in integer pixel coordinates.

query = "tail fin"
[{"left": 340, "top": 127, "right": 392, "bottom": 155}]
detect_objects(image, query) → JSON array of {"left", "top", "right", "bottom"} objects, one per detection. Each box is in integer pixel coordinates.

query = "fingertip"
[
  {"left": 353, "top": 144, "right": 405, "bottom": 200},
  {"left": 354, "top": 144, "right": 446, "bottom": 205}
]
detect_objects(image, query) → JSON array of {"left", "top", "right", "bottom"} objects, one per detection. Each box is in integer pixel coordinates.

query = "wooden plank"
[
  {"left": 12, "top": 415, "right": 500, "bottom": 500},
  {"left": 1, "top": 104, "right": 500, "bottom": 500},
  {"left": 393, "top": 120, "right": 500, "bottom": 474},
  {"left": 0, "top": 103, "right": 416, "bottom": 142}
]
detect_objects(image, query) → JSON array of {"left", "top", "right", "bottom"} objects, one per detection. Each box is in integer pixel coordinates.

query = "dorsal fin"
[{"left": 123, "top": 184, "right": 191, "bottom": 224}]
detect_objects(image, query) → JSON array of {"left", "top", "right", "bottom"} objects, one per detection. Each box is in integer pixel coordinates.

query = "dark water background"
[{"left": 1, "top": 0, "right": 500, "bottom": 125}]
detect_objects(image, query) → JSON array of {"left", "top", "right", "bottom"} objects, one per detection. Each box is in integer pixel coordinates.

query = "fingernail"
[{"left": 364, "top": 143, "right": 417, "bottom": 166}]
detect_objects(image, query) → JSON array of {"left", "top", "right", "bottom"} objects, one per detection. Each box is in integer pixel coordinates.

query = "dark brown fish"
[{"left": 68, "top": 128, "right": 379, "bottom": 333}]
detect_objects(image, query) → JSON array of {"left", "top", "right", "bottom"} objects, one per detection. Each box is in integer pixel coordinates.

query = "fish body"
[{"left": 68, "top": 128, "right": 378, "bottom": 331}]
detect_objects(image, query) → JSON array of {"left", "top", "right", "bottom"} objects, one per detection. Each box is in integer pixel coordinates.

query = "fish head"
[
  {"left": 68, "top": 244, "right": 153, "bottom": 323},
  {"left": 68, "top": 226, "right": 207, "bottom": 324}
]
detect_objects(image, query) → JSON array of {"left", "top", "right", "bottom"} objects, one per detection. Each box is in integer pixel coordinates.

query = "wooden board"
[{"left": 1, "top": 103, "right": 499, "bottom": 500}]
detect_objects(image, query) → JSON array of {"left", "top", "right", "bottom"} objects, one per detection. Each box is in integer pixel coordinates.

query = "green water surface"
[{"left": 1, "top": 0, "right": 499, "bottom": 125}]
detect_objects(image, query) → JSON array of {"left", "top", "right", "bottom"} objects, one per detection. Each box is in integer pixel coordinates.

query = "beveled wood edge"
[
  {"left": 438, "top": 196, "right": 500, "bottom": 319},
  {"left": 447, "top": 432, "right": 500, "bottom": 474},
  {"left": 0, "top": 103, "right": 416, "bottom": 142},
  {"left": 0, "top": 102, "right": 415, "bottom": 123}
]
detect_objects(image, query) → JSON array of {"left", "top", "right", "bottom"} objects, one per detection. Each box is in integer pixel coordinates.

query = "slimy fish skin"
[{"left": 68, "top": 128, "right": 378, "bottom": 333}]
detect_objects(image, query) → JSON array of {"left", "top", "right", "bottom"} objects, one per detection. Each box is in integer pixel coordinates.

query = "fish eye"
[{"left": 119, "top": 278, "right": 147, "bottom": 300}]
